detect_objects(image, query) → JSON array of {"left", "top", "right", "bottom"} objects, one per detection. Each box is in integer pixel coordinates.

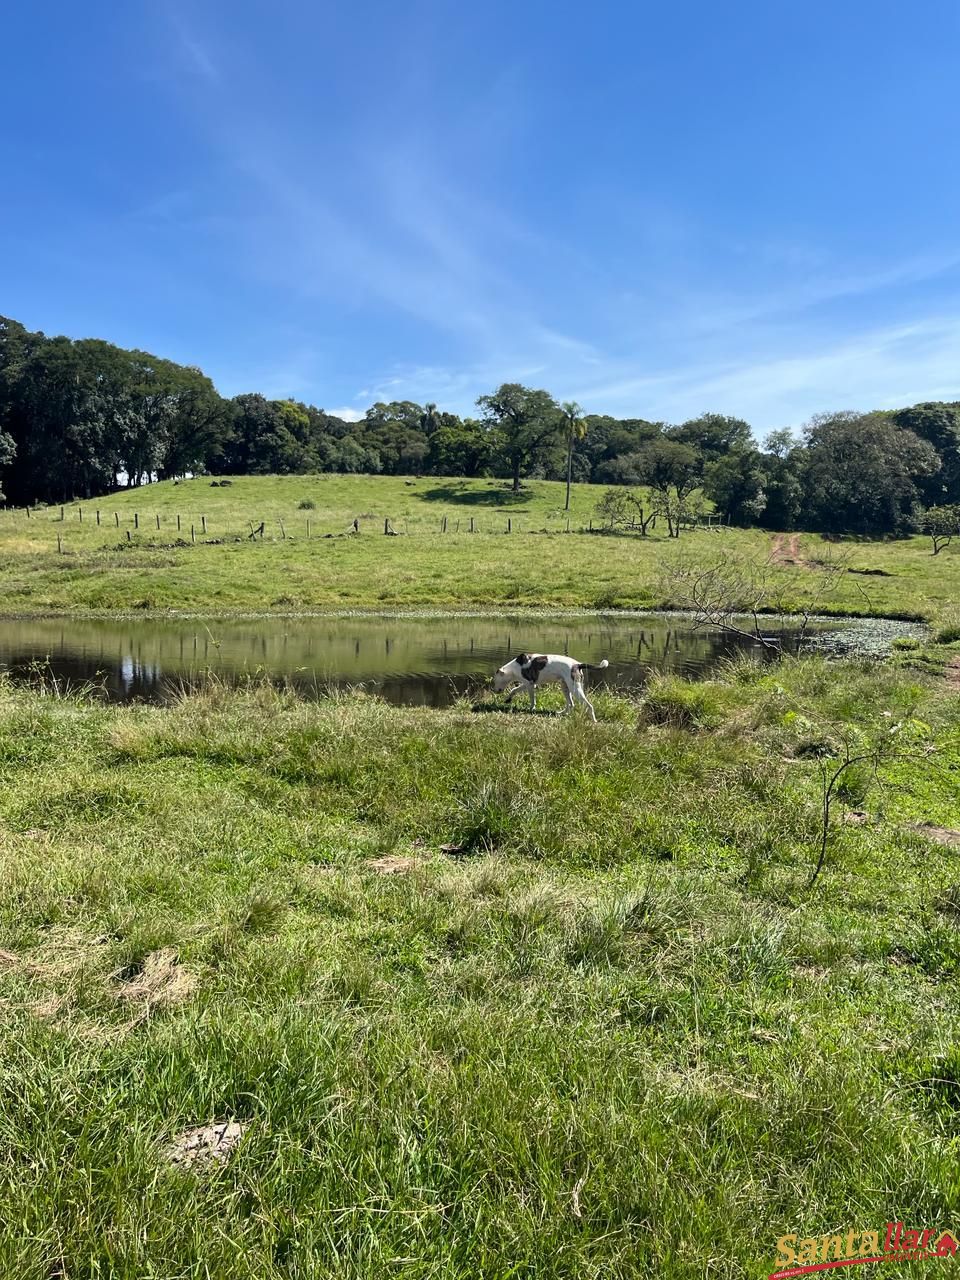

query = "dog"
[{"left": 492, "top": 653, "right": 609, "bottom": 720}]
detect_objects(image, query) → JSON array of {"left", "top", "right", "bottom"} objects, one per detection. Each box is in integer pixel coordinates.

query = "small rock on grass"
[
  {"left": 365, "top": 855, "right": 423, "bottom": 874},
  {"left": 166, "top": 1120, "right": 247, "bottom": 1169}
]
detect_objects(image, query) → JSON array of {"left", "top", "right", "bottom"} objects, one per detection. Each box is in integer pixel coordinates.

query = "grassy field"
[
  {"left": 1, "top": 657, "right": 960, "bottom": 1277},
  {"left": 2, "top": 474, "right": 960, "bottom": 620}
]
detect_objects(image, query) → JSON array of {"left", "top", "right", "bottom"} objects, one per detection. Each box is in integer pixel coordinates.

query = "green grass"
[
  {"left": 2, "top": 658, "right": 960, "bottom": 1277},
  {"left": 2, "top": 473, "right": 960, "bottom": 619}
]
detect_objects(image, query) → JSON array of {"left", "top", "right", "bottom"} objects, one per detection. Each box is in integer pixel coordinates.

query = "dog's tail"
[{"left": 579, "top": 658, "right": 609, "bottom": 671}]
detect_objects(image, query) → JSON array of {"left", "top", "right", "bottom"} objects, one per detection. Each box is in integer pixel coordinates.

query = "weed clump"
[
  {"left": 638, "top": 675, "right": 733, "bottom": 731},
  {"left": 450, "top": 780, "right": 526, "bottom": 853}
]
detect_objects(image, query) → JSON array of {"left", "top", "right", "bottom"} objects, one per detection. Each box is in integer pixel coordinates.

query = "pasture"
[
  {"left": 2, "top": 473, "right": 960, "bottom": 1277},
  {"left": 1, "top": 473, "right": 959, "bottom": 620},
  {"left": 1, "top": 657, "right": 960, "bottom": 1276}
]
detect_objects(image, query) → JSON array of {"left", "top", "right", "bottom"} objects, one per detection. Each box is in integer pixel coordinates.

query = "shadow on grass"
[
  {"left": 417, "top": 485, "right": 530, "bottom": 507},
  {"left": 470, "top": 703, "right": 561, "bottom": 716}
]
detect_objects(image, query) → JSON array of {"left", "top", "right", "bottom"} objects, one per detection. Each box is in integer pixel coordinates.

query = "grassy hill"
[{"left": 0, "top": 473, "right": 959, "bottom": 621}]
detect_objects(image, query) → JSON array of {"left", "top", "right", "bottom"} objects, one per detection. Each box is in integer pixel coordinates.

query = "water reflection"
[{"left": 0, "top": 614, "right": 844, "bottom": 707}]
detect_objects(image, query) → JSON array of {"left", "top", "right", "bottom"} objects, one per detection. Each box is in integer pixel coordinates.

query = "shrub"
[
  {"left": 934, "top": 623, "right": 960, "bottom": 644},
  {"left": 298, "top": 498, "right": 316, "bottom": 510}
]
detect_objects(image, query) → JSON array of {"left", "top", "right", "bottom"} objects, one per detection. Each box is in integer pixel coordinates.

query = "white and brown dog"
[{"left": 492, "top": 653, "right": 609, "bottom": 720}]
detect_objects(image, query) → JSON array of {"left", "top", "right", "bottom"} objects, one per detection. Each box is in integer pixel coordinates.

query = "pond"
[{"left": 0, "top": 613, "right": 922, "bottom": 708}]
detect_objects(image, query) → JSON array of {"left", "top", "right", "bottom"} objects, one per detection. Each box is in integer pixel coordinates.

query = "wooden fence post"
[
  {"left": 306, "top": 519, "right": 310, "bottom": 538},
  {"left": 279, "top": 518, "right": 286, "bottom": 539},
  {"left": 126, "top": 530, "right": 131, "bottom": 542},
  {"left": 96, "top": 510, "right": 101, "bottom": 526},
  {"left": 134, "top": 512, "right": 139, "bottom": 529},
  {"left": 60, "top": 506, "right": 64, "bottom": 521},
  {"left": 469, "top": 517, "right": 475, "bottom": 533},
  {"left": 191, "top": 524, "right": 196, "bottom": 543},
  {"left": 156, "top": 514, "right": 161, "bottom": 530},
  {"left": 201, "top": 515, "right": 207, "bottom": 534},
  {"left": 57, "top": 534, "right": 62, "bottom": 553},
  {"left": 25, "top": 507, "right": 30, "bottom": 518},
  {"left": 114, "top": 512, "right": 119, "bottom": 527},
  {"left": 78, "top": 507, "right": 82, "bottom": 523},
  {"left": 507, "top": 518, "right": 512, "bottom": 533},
  {"left": 177, "top": 514, "right": 181, "bottom": 532}
]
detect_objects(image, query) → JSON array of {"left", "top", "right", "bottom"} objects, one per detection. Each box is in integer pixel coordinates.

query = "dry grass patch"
[
  {"left": 114, "top": 946, "right": 196, "bottom": 1011},
  {"left": 365, "top": 854, "right": 426, "bottom": 875}
]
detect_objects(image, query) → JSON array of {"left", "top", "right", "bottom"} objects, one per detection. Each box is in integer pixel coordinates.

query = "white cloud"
[
  {"left": 327, "top": 406, "right": 364, "bottom": 422},
  {"left": 571, "top": 315, "right": 960, "bottom": 429}
]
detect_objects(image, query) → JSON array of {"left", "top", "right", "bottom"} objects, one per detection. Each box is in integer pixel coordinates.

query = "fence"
[{"left": 2, "top": 502, "right": 712, "bottom": 551}]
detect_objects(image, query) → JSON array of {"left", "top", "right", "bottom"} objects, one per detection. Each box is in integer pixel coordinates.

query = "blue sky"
[{"left": 3, "top": 1, "right": 959, "bottom": 432}]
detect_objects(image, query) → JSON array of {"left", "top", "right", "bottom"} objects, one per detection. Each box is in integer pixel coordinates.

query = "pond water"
[{"left": 0, "top": 613, "right": 922, "bottom": 707}]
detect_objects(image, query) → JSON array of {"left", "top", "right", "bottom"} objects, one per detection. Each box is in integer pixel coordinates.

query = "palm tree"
[{"left": 561, "top": 401, "right": 587, "bottom": 511}]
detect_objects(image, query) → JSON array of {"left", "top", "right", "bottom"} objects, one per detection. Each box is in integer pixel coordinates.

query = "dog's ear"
[{"left": 513, "top": 653, "right": 529, "bottom": 666}]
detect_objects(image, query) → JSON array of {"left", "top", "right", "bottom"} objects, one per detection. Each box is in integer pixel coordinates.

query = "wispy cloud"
[
  {"left": 675, "top": 251, "right": 960, "bottom": 337},
  {"left": 166, "top": 10, "right": 220, "bottom": 83},
  {"left": 571, "top": 315, "right": 960, "bottom": 427}
]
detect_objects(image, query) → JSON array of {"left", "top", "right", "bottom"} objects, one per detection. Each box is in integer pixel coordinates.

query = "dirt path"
[
  {"left": 771, "top": 533, "right": 804, "bottom": 566},
  {"left": 946, "top": 657, "right": 960, "bottom": 690}
]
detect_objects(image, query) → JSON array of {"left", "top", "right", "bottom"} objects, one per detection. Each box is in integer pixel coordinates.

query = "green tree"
[
  {"left": 891, "top": 402, "right": 960, "bottom": 504},
  {"left": 560, "top": 401, "right": 587, "bottom": 510},
  {"left": 582, "top": 416, "right": 662, "bottom": 484},
  {"left": 427, "top": 419, "right": 491, "bottom": 477},
  {"left": 669, "top": 413, "right": 752, "bottom": 461},
  {"left": 764, "top": 428, "right": 797, "bottom": 459},
  {"left": 702, "top": 450, "right": 767, "bottom": 525},
  {"left": 800, "top": 412, "right": 939, "bottom": 536},
  {"left": 632, "top": 438, "right": 703, "bottom": 537},
  {"left": 155, "top": 372, "right": 228, "bottom": 479},
  {"left": 477, "top": 384, "right": 562, "bottom": 491},
  {"left": 921, "top": 504, "right": 960, "bottom": 554},
  {"left": 594, "top": 486, "right": 656, "bottom": 534},
  {"left": 0, "top": 427, "right": 14, "bottom": 501},
  {"left": 359, "top": 402, "right": 429, "bottom": 475},
  {"left": 757, "top": 429, "right": 803, "bottom": 530},
  {"left": 3, "top": 333, "right": 118, "bottom": 501}
]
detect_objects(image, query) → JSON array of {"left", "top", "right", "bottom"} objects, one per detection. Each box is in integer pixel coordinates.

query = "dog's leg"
[
  {"left": 574, "top": 679, "right": 597, "bottom": 722},
  {"left": 503, "top": 682, "right": 522, "bottom": 704},
  {"left": 528, "top": 683, "right": 537, "bottom": 712},
  {"left": 561, "top": 674, "right": 575, "bottom": 714}
]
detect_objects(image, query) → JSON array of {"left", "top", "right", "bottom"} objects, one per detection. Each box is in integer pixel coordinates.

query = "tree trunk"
[{"left": 512, "top": 457, "right": 521, "bottom": 492}]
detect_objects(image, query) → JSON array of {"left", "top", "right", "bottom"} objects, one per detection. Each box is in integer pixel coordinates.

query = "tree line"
[{"left": 1, "top": 314, "right": 959, "bottom": 538}]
